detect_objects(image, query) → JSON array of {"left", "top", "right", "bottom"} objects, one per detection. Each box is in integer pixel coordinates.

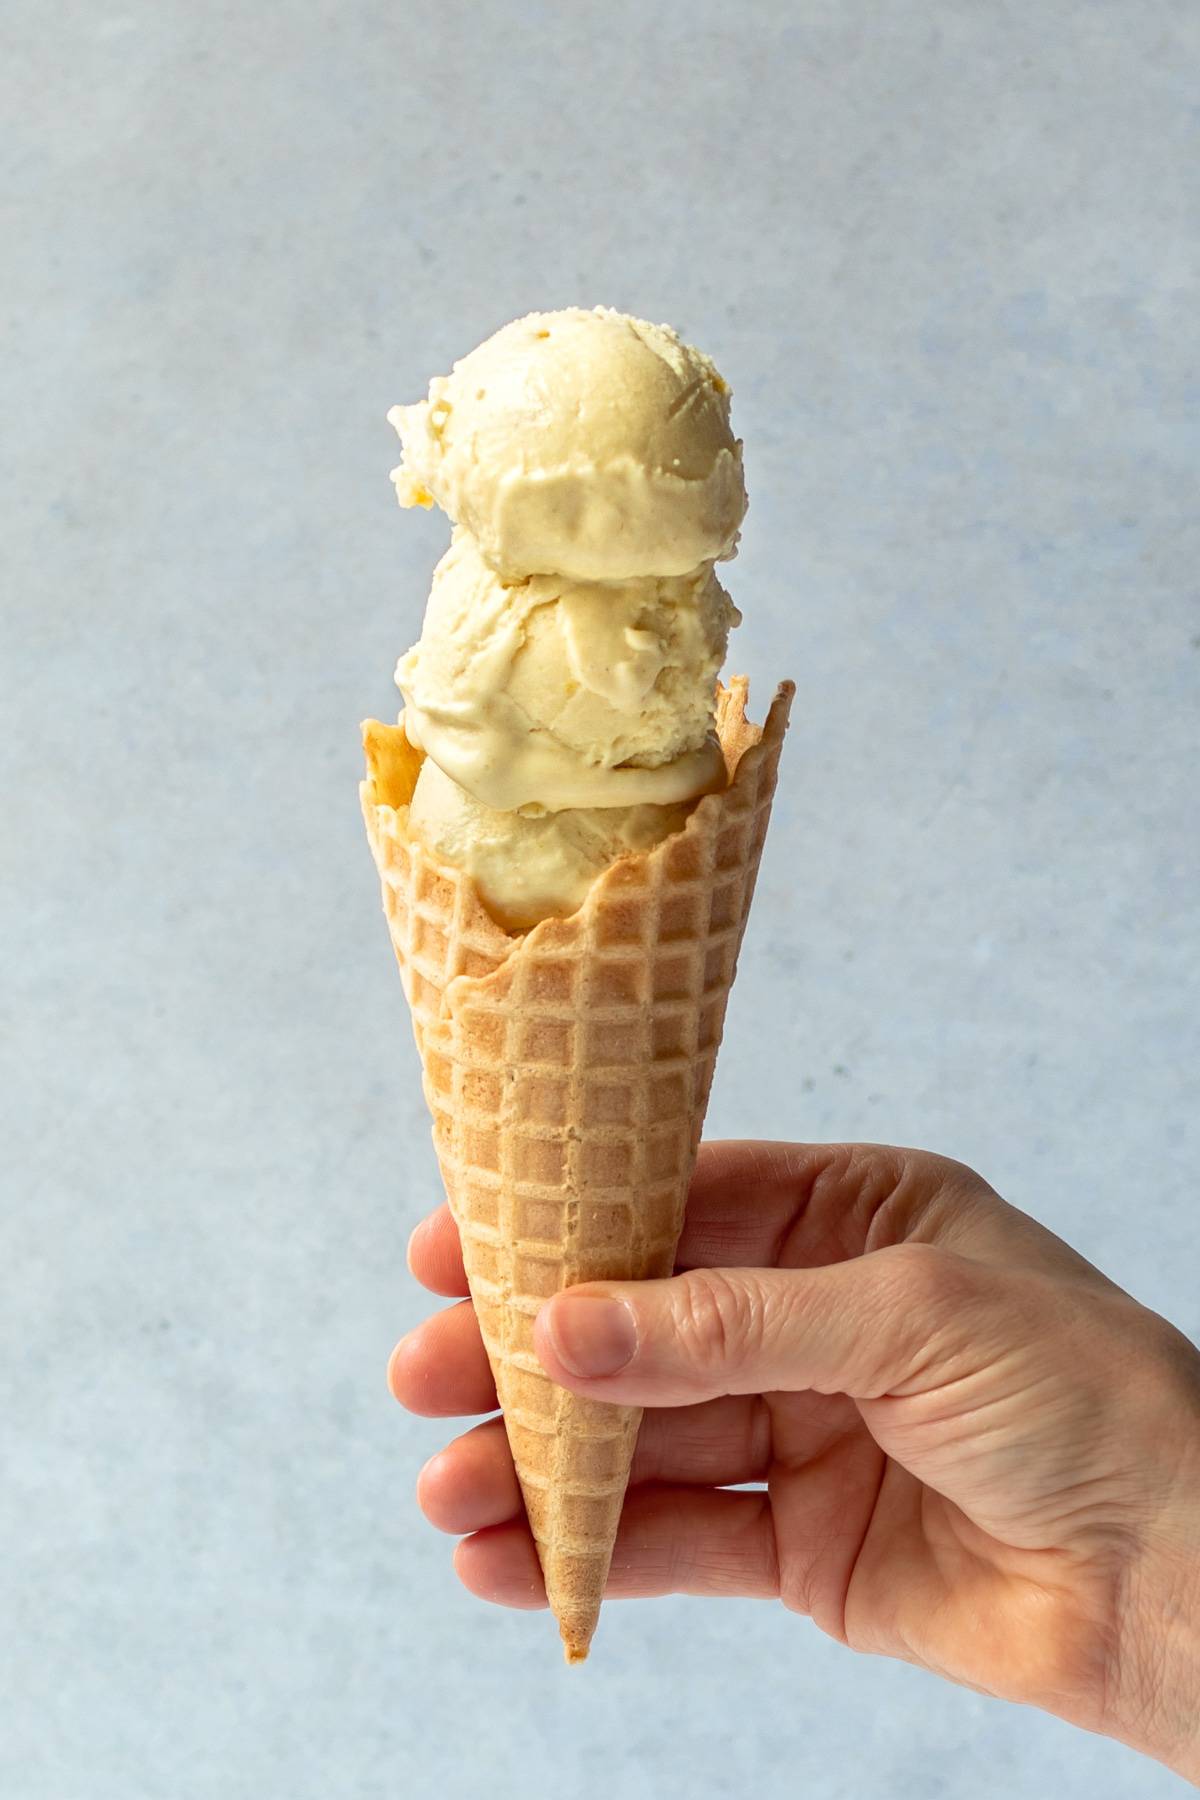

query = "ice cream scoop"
[
  {"left": 396, "top": 531, "right": 739, "bottom": 812},
  {"left": 389, "top": 307, "right": 747, "bottom": 581},
  {"left": 406, "top": 754, "right": 691, "bottom": 930}
]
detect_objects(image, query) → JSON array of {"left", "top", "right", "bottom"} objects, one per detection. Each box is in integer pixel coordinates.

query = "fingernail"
[
  {"left": 545, "top": 1295, "right": 638, "bottom": 1378},
  {"left": 386, "top": 1337, "right": 410, "bottom": 1395},
  {"left": 418, "top": 1448, "right": 446, "bottom": 1486},
  {"left": 405, "top": 1218, "right": 429, "bottom": 1273}
]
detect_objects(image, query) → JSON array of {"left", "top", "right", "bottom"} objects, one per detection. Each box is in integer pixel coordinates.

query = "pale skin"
[{"left": 390, "top": 1141, "right": 1200, "bottom": 1782}]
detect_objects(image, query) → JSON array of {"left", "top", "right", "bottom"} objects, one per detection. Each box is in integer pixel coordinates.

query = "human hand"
[{"left": 391, "top": 1141, "right": 1200, "bottom": 1780}]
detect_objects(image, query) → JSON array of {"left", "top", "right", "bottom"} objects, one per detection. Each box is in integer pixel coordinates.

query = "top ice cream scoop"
[{"left": 388, "top": 307, "right": 747, "bottom": 582}]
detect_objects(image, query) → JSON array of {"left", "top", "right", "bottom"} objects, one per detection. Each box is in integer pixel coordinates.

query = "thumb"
[{"left": 533, "top": 1244, "right": 980, "bottom": 1407}]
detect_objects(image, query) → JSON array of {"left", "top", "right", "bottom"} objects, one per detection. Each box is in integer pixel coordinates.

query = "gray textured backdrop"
[{"left": 5, "top": 2, "right": 1199, "bottom": 1796}]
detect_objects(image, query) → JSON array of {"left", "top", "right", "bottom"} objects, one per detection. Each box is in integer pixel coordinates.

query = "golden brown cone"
[{"left": 362, "top": 678, "right": 793, "bottom": 1660}]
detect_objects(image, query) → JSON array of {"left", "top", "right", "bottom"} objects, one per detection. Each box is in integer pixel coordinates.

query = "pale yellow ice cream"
[
  {"left": 389, "top": 307, "right": 747, "bottom": 582},
  {"left": 386, "top": 306, "right": 746, "bottom": 929},
  {"left": 407, "top": 755, "right": 692, "bottom": 930},
  {"left": 396, "top": 531, "right": 739, "bottom": 812}
]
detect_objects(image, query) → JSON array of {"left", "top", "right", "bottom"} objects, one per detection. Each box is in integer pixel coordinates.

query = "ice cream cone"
[{"left": 362, "top": 677, "right": 793, "bottom": 1660}]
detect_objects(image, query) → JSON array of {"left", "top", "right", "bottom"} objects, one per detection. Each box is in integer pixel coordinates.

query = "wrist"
[
  {"left": 1106, "top": 1346, "right": 1200, "bottom": 1781},
  {"left": 1114, "top": 1538, "right": 1200, "bottom": 1780}
]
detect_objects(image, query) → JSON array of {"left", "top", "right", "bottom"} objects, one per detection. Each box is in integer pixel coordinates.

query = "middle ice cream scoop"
[{"left": 396, "top": 531, "right": 738, "bottom": 813}]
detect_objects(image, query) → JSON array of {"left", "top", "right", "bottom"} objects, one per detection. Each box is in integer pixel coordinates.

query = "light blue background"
[{"left": 5, "top": 2, "right": 1199, "bottom": 1795}]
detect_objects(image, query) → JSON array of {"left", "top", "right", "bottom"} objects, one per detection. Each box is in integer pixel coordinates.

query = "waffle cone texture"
[{"left": 362, "top": 678, "right": 794, "bottom": 1660}]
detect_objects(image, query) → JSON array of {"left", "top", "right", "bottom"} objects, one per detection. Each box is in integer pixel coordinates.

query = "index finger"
[
  {"left": 407, "top": 1139, "right": 918, "bottom": 1297},
  {"left": 407, "top": 1136, "right": 1099, "bottom": 1300}
]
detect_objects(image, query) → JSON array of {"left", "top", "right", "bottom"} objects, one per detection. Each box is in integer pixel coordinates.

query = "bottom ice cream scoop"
[{"left": 407, "top": 753, "right": 692, "bottom": 930}]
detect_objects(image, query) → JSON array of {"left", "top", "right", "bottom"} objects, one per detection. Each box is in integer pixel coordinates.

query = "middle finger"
[{"left": 418, "top": 1394, "right": 771, "bottom": 1533}]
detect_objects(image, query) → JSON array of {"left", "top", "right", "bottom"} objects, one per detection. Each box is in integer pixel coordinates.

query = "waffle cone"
[{"left": 362, "top": 678, "right": 794, "bottom": 1661}]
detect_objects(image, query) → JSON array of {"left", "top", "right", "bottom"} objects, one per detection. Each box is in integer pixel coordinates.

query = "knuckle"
[
  {"left": 1112, "top": 1299, "right": 1200, "bottom": 1396},
  {"left": 673, "top": 1268, "right": 764, "bottom": 1369},
  {"left": 917, "top": 1150, "right": 985, "bottom": 1191},
  {"left": 877, "top": 1241, "right": 974, "bottom": 1314}
]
